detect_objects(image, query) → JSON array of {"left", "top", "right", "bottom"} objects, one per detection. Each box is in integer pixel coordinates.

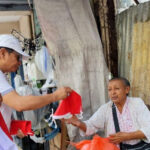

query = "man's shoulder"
[
  {"left": 0, "top": 70, "right": 13, "bottom": 95},
  {"left": 0, "top": 70, "right": 4, "bottom": 76}
]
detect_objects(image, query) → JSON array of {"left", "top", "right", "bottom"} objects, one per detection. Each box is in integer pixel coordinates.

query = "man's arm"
[{"left": 2, "top": 87, "right": 72, "bottom": 111}]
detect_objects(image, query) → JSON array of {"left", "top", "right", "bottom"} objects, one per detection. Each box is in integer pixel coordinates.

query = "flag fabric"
[
  {"left": 10, "top": 120, "right": 34, "bottom": 136},
  {"left": 53, "top": 91, "right": 82, "bottom": 119}
]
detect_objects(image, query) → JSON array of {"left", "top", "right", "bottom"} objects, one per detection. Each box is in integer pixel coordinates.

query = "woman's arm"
[
  {"left": 109, "top": 130, "right": 146, "bottom": 144},
  {"left": 64, "top": 115, "right": 87, "bottom": 132}
]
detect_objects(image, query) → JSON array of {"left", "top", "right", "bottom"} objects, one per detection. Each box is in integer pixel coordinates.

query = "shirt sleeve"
[
  {"left": 79, "top": 104, "right": 107, "bottom": 136},
  {"left": 0, "top": 71, "right": 14, "bottom": 96},
  {"left": 136, "top": 98, "right": 150, "bottom": 143}
]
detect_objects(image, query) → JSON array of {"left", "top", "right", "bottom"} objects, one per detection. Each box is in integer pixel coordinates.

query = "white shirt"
[
  {"left": 0, "top": 127, "right": 18, "bottom": 150},
  {"left": 80, "top": 97, "right": 150, "bottom": 144},
  {"left": 0, "top": 70, "right": 14, "bottom": 129}
]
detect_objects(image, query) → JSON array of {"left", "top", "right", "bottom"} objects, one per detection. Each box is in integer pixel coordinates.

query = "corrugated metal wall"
[{"left": 116, "top": 1, "right": 150, "bottom": 104}]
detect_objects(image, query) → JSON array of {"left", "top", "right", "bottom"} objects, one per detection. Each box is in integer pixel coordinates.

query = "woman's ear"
[
  {"left": 0, "top": 94, "right": 2, "bottom": 106},
  {"left": 126, "top": 86, "right": 130, "bottom": 95}
]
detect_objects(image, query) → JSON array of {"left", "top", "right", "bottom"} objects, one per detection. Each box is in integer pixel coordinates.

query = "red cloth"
[
  {"left": 71, "top": 135, "right": 119, "bottom": 150},
  {"left": 10, "top": 120, "right": 34, "bottom": 136},
  {"left": 0, "top": 112, "right": 13, "bottom": 141},
  {"left": 53, "top": 91, "right": 82, "bottom": 119}
]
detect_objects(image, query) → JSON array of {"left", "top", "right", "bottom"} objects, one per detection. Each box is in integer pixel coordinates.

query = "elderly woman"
[{"left": 65, "top": 77, "right": 150, "bottom": 149}]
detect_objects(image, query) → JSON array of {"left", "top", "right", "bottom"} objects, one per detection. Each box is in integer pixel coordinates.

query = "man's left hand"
[{"left": 16, "top": 129, "right": 26, "bottom": 139}]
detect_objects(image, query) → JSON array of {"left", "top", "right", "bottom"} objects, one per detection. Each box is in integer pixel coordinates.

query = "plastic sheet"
[
  {"left": 34, "top": 0, "right": 109, "bottom": 146},
  {"left": 71, "top": 135, "right": 119, "bottom": 150}
]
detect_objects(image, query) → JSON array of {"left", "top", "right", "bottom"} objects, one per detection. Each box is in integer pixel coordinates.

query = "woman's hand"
[
  {"left": 109, "top": 130, "right": 146, "bottom": 144},
  {"left": 63, "top": 115, "right": 87, "bottom": 132},
  {"left": 63, "top": 115, "right": 81, "bottom": 127},
  {"left": 109, "top": 132, "right": 130, "bottom": 144}
]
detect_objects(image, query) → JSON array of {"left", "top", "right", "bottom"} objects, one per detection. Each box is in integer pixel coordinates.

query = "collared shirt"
[
  {"left": 0, "top": 127, "right": 18, "bottom": 150},
  {"left": 80, "top": 97, "right": 150, "bottom": 144},
  {"left": 0, "top": 70, "right": 14, "bottom": 129},
  {"left": 114, "top": 98, "right": 140, "bottom": 144}
]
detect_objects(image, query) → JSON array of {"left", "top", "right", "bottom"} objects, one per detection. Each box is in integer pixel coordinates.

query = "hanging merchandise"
[
  {"left": 52, "top": 91, "right": 82, "bottom": 120},
  {"left": 35, "top": 46, "right": 56, "bottom": 90},
  {"left": 14, "top": 75, "right": 49, "bottom": 129},
  {"left": 27, "top": 60, "right": 45, "bottom": 81},
  {"left": 29, "top": 134, "right": 45, "bottom": 144},
  {"left": 44, "top": 126, "right": 60, "bottom": 141},
  {"left": 34, "top": 46, "right": 54, "bottom": 78},
  {"left": 14, "top": 74, "right": 24, "bottom": 89},
  {"left": 70, "top": 135, "right": 119, "bottom": 150}
]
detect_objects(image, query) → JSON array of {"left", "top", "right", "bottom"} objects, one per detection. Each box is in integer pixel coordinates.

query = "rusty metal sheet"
[{"left": 116, "top": 1, "right": 150, "bottom": 104}]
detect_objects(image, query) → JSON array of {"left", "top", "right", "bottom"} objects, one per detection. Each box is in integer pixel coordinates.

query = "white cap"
[{"left": 0, "top": 34, "right": 29, "bottom": 58}]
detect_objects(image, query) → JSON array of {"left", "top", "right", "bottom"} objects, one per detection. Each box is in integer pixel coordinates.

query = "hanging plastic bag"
[
  {"left": 14, "top": 74, "right": 24, "bottom": 89},
  {"left": 35, "top": 46, "right": 56, "bottom": 89},
  {"left": 34, "top": 46, "right": 54, "bottom": 78},
  {"left": 71, "top": 135, "right": 119, "bottom": 150}
]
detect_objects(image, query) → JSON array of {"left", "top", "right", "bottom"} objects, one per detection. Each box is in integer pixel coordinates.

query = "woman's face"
[{"left": 108, "top": 80, "right": 130, "bottom": 104}]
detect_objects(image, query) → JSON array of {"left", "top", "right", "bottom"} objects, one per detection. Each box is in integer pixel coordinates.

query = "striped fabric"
[{"left": 122, "top": 140, "right": 150, "bottom": 150}]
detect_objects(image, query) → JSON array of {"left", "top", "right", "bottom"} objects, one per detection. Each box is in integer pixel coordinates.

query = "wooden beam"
[{"left": 60, "top": 121, "right": 67, "bottom": 150}]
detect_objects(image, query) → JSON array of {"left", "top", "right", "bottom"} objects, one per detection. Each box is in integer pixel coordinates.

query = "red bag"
[
  {"left": 71, "top": 135, "right": 119, "bottom": 150},
  {"left": 10, "top": 120, "right": 34, "bottom": 136}
]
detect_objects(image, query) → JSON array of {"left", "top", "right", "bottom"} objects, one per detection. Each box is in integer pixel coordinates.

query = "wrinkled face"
[
  {"left": 108, "top": 80, "right": 130, "bottom": 104},
  {"left": 0, "top": 48, "right": 21, "bottom": 72}
]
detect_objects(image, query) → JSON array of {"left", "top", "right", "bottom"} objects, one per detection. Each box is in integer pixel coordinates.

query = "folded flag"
[
  {"left": 52, "top": 90, "right": 82, "bottom": 119},
  {"left": 10, "top": 120, "right": 34, "bottom": 136}
]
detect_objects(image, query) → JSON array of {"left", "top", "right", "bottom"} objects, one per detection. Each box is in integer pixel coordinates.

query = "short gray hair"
[{"left": 109, "top": 77, "right": 130, "bottom": 87}]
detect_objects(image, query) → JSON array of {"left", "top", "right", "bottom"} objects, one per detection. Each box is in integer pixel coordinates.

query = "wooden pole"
[{"left": 60, "top": 121, "right": 67, "bottom": 150}]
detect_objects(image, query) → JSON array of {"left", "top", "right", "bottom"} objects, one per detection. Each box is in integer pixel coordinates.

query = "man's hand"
[
  {"left": 53, "top": 87, "right": 72, "bottom": 101},
  {"left": 16, "top": 129, "right": 26, "bottom": 139},
  {"left": 109, "top": 132, "right": 129, "bottom": 144}
]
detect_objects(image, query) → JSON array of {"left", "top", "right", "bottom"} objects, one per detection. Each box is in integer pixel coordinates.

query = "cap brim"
[{"left": 18, "top": 51, "right": 29, "bottom": 59}]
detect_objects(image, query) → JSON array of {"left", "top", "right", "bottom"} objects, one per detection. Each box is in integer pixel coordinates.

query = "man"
[{"left": 0, "top": 34, "right": 72, "bottom": 139}]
